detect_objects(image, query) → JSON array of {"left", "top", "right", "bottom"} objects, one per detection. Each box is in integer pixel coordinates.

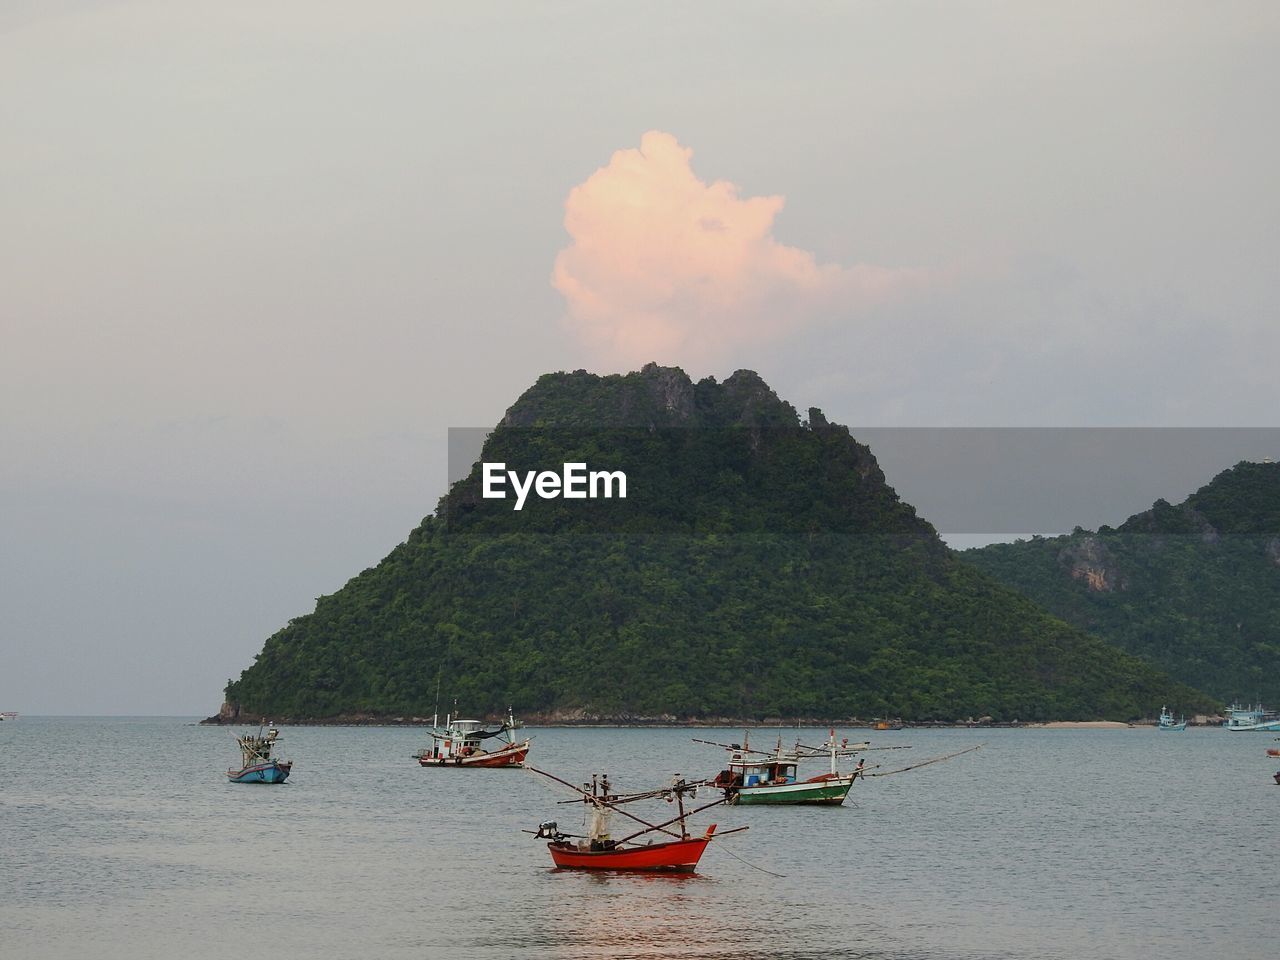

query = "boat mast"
[{"left": 672, "top": 775, "right": 688, "bottom": 838}]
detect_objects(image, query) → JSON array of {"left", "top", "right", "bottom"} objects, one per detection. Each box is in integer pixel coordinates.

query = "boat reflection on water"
[{"left": 518, "top": 871, "right": 845, "bottom": 960}]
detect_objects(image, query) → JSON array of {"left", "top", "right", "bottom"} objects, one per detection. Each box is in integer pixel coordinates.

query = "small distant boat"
[
  {"left": 1156, "top": 706, "right": 1187, "bottom": 732},
  {"left": 412, "top": 708, "right": 530, "bottom": 768},
  {"left": 0, "top": 711, "right": 17, "bottom": 721},
  {"left": 702, "top": 730, "right": 867, "bottom": 806},
  {"left": 227, "top": 725, "right": 292, "bottom": 784},
  {"left": 526, "top": 769, "right": 738, "bottom": 872},
  {"left": 872, "top": 718, "right": 905, "bottom": 731},
  {"left": 1223, "top": 702, "right": 1280, "bottom": 732}
]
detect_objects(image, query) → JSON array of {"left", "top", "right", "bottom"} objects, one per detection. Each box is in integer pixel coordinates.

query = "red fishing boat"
[
  {"left": 527, "top": 769, "right": 740, "bottom": 873},
  {"left": 546, "top": 829, "right": 717, "bottom": 872}
]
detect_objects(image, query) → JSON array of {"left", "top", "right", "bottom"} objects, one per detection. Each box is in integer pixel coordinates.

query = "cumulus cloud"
[{"left": 552, "top": 131, "right": 924, "bottom": 368}]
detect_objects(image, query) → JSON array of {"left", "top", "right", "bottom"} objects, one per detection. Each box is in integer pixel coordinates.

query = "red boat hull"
[
  {"left": 418, "top": 743, "right": 529, "bottom": 768},
  {"left": 547, "top": 836, "right": 711, "bottom": 872}
]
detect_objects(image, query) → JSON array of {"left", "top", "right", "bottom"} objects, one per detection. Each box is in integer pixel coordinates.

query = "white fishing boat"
[
  {"left": 1223, "top": 702, "right": 1280, "bottom": 732},
  {"left": 1156, "top": 706, "right": 1186, "bottom": 731},
  {"left": 412, "top": 708, "right": 530, "bottom": 767}
]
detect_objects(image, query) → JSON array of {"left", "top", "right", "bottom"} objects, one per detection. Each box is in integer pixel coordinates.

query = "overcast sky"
[{"left": 3, "top": 2, "right": 1278, "bottom": 714}]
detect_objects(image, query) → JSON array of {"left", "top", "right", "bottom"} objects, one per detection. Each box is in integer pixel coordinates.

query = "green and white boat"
[{"left": 706, "top": 731, "right": 867, "bottom": 806}]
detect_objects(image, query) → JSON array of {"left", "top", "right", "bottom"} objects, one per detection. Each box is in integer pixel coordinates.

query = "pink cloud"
[{"left": 553, "top": 131, "right": 924, "bottom": 368}]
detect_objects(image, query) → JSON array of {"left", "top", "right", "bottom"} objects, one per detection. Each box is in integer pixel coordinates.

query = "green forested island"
[
  {"left": 217, "top": 365, "right": 1211, "bottom": 723},
  {"left": 962, "top": 460, "right": 1280, "bottom": 706}
]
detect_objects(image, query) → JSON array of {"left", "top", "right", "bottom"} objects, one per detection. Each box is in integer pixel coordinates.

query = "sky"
[{"left": 2, "top": 2, "right": 1278, "bottom": 714}]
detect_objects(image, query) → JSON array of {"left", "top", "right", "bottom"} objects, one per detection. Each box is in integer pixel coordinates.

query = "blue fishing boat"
[
  {"left": 227, "top": 725, "right": 292, "bottom": 784},
  {"left": 1223, "top": 702, "right": 1280, "bottom": 732},
  {"left": 1156, "top": 706, "right": 1186, "bottom": 732}
]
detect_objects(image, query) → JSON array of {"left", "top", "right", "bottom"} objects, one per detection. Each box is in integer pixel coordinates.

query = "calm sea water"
[{"left": 0, "top": 718, "right": 1272, "bottom": 960}]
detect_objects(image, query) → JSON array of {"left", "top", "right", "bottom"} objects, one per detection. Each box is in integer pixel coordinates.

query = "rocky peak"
[{"left": 638, "top": 362, "right": 696, "bottom": 419}]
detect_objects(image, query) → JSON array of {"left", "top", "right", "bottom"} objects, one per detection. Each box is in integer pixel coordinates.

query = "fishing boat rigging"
[
  {"left": 524, "top": 766, "right": 744, "bottom": 872},
  {"left": 701, "top": 730, "right": 873, "bottom": 805},
  {"left": 699, "top": 731, "right": 982, "bottom": 803},
  {"left": 1224, "top": 702, "right": 1280, "bottom": 732},
  {"left": 412, "top": 706, "right": 531, "bottom": 768},
  {"left": 227, "top": 724, "right": 292, "bottom": 784}
]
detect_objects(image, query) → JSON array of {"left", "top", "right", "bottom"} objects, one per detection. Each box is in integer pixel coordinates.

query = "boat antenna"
[{"left": 432, "top": 663, "right": 443, "bottom": 730}]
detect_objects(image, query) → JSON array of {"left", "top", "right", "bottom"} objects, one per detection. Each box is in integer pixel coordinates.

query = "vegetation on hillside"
[
  {"left": 223, "top": 366, "right": 1212, "bottom": 721},
  {"left": 963, "top": 462, "right": 1280, "bottom": 705}
]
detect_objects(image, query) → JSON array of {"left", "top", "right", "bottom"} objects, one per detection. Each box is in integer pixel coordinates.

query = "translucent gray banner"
[{"left": 447, "top": 427, "right": 1279, "bottom": 535}]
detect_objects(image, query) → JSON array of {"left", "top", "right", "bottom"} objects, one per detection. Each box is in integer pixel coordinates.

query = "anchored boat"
[
  {"left": 703, "top": 730, "right": 868, "bottom": 806},
  {"left": 227, "top": 725, "right": 292, "bottom": 784},
  {"left": 413, "top": 708, "right": 530, "bottom": 767},
  {"left": 1223, "top": 702, "right": 1280, "bottom": 732},
  {"left": 526, "top": 768, "right": 739, "bottom": 872},
  {"left": 1156, "top": 706, "right": 1187, "bottom": 731}
]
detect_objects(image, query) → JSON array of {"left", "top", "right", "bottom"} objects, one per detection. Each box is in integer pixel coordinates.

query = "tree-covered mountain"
[
  {"left": 962, "top": 461, "right": 1280, "bottom": 705},
  {"left": 219, "top": 365, "right": 1212, "bottom": 722}
]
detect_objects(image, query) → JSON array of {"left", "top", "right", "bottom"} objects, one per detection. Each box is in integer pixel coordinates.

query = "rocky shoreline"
[{"left": 201, "top": 704, "right": 1226, "bottom": 729}]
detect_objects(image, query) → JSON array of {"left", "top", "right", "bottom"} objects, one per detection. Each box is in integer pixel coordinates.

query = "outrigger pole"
[
  {"left": 863, "top": 743, "right": 983, "bottom": 777},
  {"left": 525, "top": 766, "right": 683, "bottom": 840},
  {"left": 525, "top": 766, "right": 735, "bottom": 845},
  {"left": 691, "top": 737, "right": 779, "bottom": 757},
  {"left": 610, "top": 793, "right": 733, "bottom": 847},
  {"left": 791, "top": 742, "right": 914, "bottom": 757}
]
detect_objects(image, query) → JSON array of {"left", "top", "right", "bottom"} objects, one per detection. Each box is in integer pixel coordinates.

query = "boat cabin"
[
  {"left": 235, "top": 726, "right": 282, "bottom": 766},
  {"left": 723, "top": 756, "right": 798, "bottom": 788},
  {"left": 422, "top": 717, "right": 517, "bottom": 761},
  {"left": 429, "top": 719, "right": 481, "bottom": 760},
  {"left": 1223, "top": 702, "right": 1280, "bottom": 731}
]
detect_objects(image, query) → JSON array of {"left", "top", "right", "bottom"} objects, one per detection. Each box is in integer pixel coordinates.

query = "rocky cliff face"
[
  {"left": 963, "top": 459, "right": 1280, "bottom": 705},
  {"left": 1060, "top": 537, "right": 1126, "bottom": 593}
]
